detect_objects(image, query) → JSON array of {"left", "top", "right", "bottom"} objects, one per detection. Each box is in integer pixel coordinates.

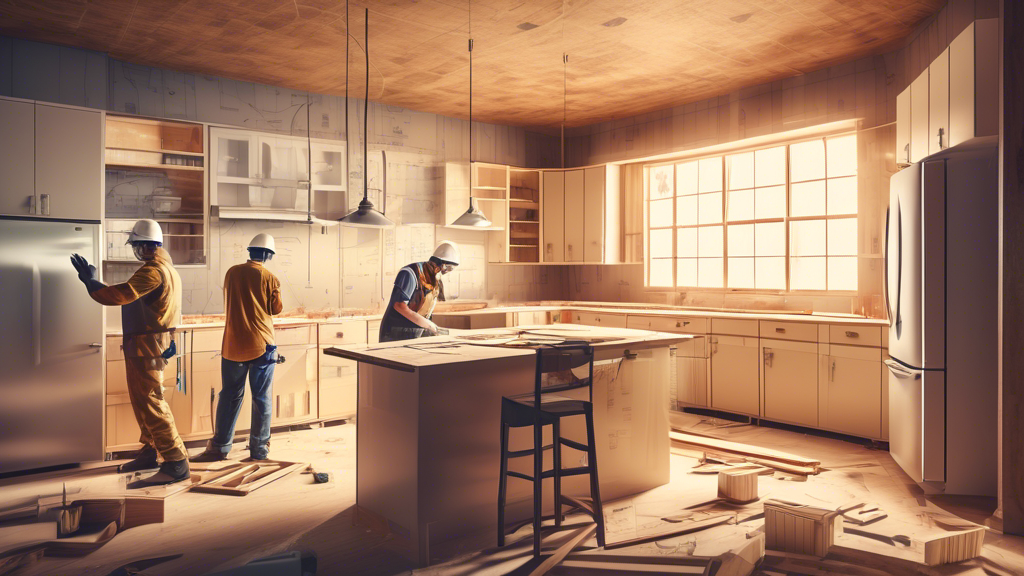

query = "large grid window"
[{"left": 645, "top": 134, "right": 858, "bottom": 292}]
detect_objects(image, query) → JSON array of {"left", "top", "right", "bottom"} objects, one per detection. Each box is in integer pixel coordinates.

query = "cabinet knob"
[{"left": 336, "top": 331, "right": 344, "bottom": 338}]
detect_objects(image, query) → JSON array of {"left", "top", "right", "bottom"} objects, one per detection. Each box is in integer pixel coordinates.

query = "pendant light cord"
[
  {"left": 345, "top": 0, "right": 349, "bottom": 211},
  {"left": 364, "top": 7, "right": 369, "bottom": 206},
  {"left": 467, "top": 0, "right": 474, "bottom": 211}
]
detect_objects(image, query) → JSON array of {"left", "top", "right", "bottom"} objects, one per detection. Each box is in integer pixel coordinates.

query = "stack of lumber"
[
  {"left": 763, "top": 499, "right": 842, "bottom": 558},
  {"left": 669, "top": 431, "right": 820, "bottom": 475}
]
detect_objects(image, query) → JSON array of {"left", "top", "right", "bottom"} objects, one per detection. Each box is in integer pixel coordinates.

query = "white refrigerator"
[{"left": 885, "top": 136, "right": 998, "bottom": 496}]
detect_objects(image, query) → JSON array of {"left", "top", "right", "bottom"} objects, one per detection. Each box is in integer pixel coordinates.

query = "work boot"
[
  {"left": 129, "top": 459, "right": 191, "bottom": 488},
  {"left": 190, "top": 449, "right": 228, "bottom": 463},
  {"left": 117, "top": 445, "right": 159, "bottom": 473}
]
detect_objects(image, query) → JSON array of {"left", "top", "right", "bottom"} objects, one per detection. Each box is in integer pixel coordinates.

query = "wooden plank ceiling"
[{"left": 0, "top": 1, "right": 942, "bottom": 127}]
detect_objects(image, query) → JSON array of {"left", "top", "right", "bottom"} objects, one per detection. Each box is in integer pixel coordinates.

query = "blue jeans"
[{"left": 210, "top": 346, "right": 276, "bottom": 458}]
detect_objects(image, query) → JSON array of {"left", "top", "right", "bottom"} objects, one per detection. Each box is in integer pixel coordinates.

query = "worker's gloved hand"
[
  {"left": 70, "top": 254, "right": 97, "bottom": 283},
  {"left": 436, "top": 327, "right": 450, "bottom": 336}
]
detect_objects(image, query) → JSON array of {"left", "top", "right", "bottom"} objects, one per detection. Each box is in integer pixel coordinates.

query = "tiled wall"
[
  {"left": 555, "top": 0, "right": 996, "bottom": 318},
  {"left": 0, "top": 35, "right": 564, "bottom": 315}
]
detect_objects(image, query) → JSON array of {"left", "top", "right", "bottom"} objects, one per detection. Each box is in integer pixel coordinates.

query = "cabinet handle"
[
  {"left": 336, "top": 331, "right": 344, "bottom": 338},
  {"left": 763, "top": 348, "right": 773, "bottom": 368},
  {"left": 845, "top": 331, "right": 859, "bottom": 338},
  {"left": 775, "top": 327, "right": 786, "bottom": 334},
  {"left": 29, "top": 195, "right": 36, "bottom": 215},
  {"left": 39, "top": 194, "right": 50, "bottom": 216},
  {"left": 831, "top": 358, "right": 836, "bottom": 382},
  {"left": 710, "top": 338, "right": 718, "bottom": 355},
  {"left": 89, "top": 342, "right": 103, "bottom": 348}
]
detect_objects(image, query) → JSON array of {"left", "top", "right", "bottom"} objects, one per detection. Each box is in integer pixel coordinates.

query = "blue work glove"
[{"left": 70, "top": 254, "right": 105, "bottom": 293}]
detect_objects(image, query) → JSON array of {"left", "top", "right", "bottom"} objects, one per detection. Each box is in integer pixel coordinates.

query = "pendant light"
[
  {"left": 339, "top": 7, "right": 394, "bottom": 228},
  {"left": 450, "top": 0, "right": 492, "bottom": 228}
]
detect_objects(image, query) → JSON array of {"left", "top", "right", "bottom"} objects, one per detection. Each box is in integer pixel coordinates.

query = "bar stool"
[{"left": 497, "top": 343, "right": 606, "bottom": 557}]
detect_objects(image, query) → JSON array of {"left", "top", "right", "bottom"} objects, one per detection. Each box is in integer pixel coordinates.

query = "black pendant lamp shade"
[{"left": 339, "top": 7, "right": 394, "bottom": 228}]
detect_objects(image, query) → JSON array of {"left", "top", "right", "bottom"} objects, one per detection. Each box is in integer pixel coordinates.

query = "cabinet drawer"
[
  {"left": 319, "top": 321, "right": 368, "bottom": 345},
  {"left": 572, "top": 311, "right": 627, "bottom": 328},
  {"left": 711, "top": 318, "right": 758, "bottom": 337},
  {"left": 760, "top": 321, "right": 817, "bottom": 343},
  {"left": 627, "top": 315, "right": 708, "bottom": 334},
  {"left": 191, "top": 328, "right": 225, "bottom": 352},
  {"left": 829, "top": 325, "right": 882, "bottom": 347},
  {"left": 276, "top": 324, "right": 314, "bottom": 346}
]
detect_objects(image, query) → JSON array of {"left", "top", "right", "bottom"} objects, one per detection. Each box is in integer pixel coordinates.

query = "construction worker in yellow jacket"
[{"left": 71, "top": 219, "right": 189, "bottom": 486}]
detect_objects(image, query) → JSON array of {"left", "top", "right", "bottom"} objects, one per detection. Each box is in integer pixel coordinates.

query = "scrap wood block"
[
  {"left": 763, "top": 499, "right": 842, "bottom": 558},
  {"left": 669, "top": 431, "right": 821, "bottom": 474},
  {"left": 921, "top": 526, "right": 986, "bottom": 566},
  {"left": 717, "top": 468, "right": 759, "bottom": 503},
  {"left": 122, "top": 497, "right": 164, "bottom": 530},
  {"left": 0, "top": 546, "right": 44, "bottom": 576}
]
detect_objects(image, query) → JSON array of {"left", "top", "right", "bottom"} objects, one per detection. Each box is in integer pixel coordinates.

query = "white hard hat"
[
  {"left": 432, "top": 240, "right": 460, "bottom": 266},
  {"left": 126, "top": 219, "right": 163, "bottom": 244},
  {"left": 248, "top": 233, "right": 276, "bottom": 254}
]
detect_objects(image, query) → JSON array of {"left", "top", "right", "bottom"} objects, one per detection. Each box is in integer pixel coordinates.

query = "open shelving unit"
[
  {"left": 507, "top": 169, "right": 542, "bottom": 262},
  {"left": 103, "top": 115, "right": 207, "bottom": 267}
]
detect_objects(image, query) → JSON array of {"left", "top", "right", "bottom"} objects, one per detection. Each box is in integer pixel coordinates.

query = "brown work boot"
[{"left": 117, "top": 445, "right": 158, "bottom": 473}]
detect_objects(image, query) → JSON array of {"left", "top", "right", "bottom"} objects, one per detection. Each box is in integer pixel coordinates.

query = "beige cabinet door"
[
  {"left": 929, "top": 48, "right": 950, "bottom": 155},
  {"left": 823, "top": 345, "right": 882, "bottom": 439},
  {"left": 584, "top": 166, "right": 605, "bottom": 263},
  {"left": 710, "top": 335, "right": 760, "bottom": 416},
  {"left": 0, "top": 99, "right": 36, "bottom": 216},
  {"left": 896, "top": 87, "right": 911, "bottom": 164},
  {"left": 273, "top": 344, "right": 317, "bottom": 425},
  {"left": 564, "top": 169, "right": 585, "bottom": 262},
  {"left": 189, "top": 350, "right": 221, "bottom": 437},
  {"left": 762, "top": 339, "right": 818, "bottom": 428},
  {"left": 677, "top": 355, "right": 709, "bottom": 408},
  {"left": 318, "top": 345, "right": 357, "bottom": 420},
  {"left": 35, "top": 104, "right": 102, "bottom": 220},
  {"left": 543, "top": 171, "right": 564, "bottom": 262},
  {"left": 910, "top": 71, "right": 929, "bottom": 163}
]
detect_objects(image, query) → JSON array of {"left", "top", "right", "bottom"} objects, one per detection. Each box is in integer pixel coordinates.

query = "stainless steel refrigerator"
[
  {"left": 885, "top": 136, "right": 998, "bottom": 496},
  {"left": 0, "top": 216, "right": 104, "bottom": 474}
]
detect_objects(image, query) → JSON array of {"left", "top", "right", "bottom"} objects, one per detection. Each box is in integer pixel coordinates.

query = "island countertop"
[{"left": 323, "top": 324, "right": 694, "bottom": 371}]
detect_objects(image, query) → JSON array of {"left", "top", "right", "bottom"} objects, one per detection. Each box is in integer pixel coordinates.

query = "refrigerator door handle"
[
  {"left": 895, "top": 198, "right": 903, "bottom": 338},
  {"left": 884, "top": 358, "right": 920, "bottom": 380},
  {"left": 32, "top": 263, "right": 41, "bottom": 366},
  {"left": 884, "top": 205, "right": 892, "bottom": 322}
]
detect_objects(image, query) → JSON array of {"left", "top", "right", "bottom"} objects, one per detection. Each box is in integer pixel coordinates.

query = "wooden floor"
[{"left": 2, "top": 414, "right": 1023, "bottom": 575}]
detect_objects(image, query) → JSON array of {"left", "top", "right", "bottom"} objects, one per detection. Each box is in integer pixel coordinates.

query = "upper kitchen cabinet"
[
  {"left": 0, "top": 97, "right": 102, "bottom": 220},
  {"left": 104, "top": 115, "right": 206, "bottom": 266},
  {"left": 505, "top": 169, "right": 542, "bottom": 263},
  {"left": 910, "top": 70, "right": 929, "bottom": 164},
  {"left": 542, "top": 171, "right": 565, "bottom": 263},
  {"left": 209, "top": 127, "right": 346, "bottom": 221},
  {"left": 949, "top": 19, "right": 999, "bottom": 148},
  {"left": 896, "top": 19, "right": 999, "bottom": 162},
  {"left": 542, "top": 165, "right": 621, "bottom": 264}
]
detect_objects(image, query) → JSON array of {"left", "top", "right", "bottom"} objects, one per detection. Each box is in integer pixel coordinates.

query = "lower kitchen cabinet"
[
  {"left": 675, "top": 336, "right": 709, "bottom": 408},
  {"left": 762, "top": 339, "right": 818, "bottom": 428},
  {"left": 273, "top": 343, "right": 318, "bottom": 425},
  {"left": 105, "top": 331, "right": 193, "bottom": 452},
  {"left": 710, "top": 335, "right": 760, "bottom": 416},
  {"left": 820, "top": 344, "right": 882, "bottom": 439},
  {"left": 189, "top": 348, "right": 254, "bottom": 438},
  {"left": 318, "top": 345, "right": 357, "bottom": 420}
]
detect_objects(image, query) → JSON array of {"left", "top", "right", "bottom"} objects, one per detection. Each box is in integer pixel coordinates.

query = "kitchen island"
[{"left": 325, "top": 324, "right": 690, "bottom": 566}]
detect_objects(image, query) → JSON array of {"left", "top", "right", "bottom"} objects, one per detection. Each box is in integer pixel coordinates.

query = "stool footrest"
[
  {"left": 506, "top": 470, "right": 535, "bottom": 482},
  {"left": 559, "top": 437, "right": 589, "bottom": 452},
  {"left": 541, "top": 466, "right": 590, "bottom": 479},
  {"left": 507, "top": 443, "right": 553, "bottom": 458}
]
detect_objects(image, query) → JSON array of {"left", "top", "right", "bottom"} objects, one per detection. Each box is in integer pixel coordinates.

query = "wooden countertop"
[
  {"left": 432, "top": 302, "right": 889, "bottom": 326},
  {"left": 323, "top": 325, "right": 692, "bottom": 371}
]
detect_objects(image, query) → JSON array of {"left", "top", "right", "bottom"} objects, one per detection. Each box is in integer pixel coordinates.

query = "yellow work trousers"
[{"left": 125, "top": 356, "right": 187, "bottom": 462}]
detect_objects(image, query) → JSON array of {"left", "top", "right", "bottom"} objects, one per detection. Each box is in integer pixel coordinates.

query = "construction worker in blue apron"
[
  {"left": 378, "top": 241, "right": 460, "bottom": 342},
  {"left": 71, "top": 219, "right": 189, "bottom": 486}
]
